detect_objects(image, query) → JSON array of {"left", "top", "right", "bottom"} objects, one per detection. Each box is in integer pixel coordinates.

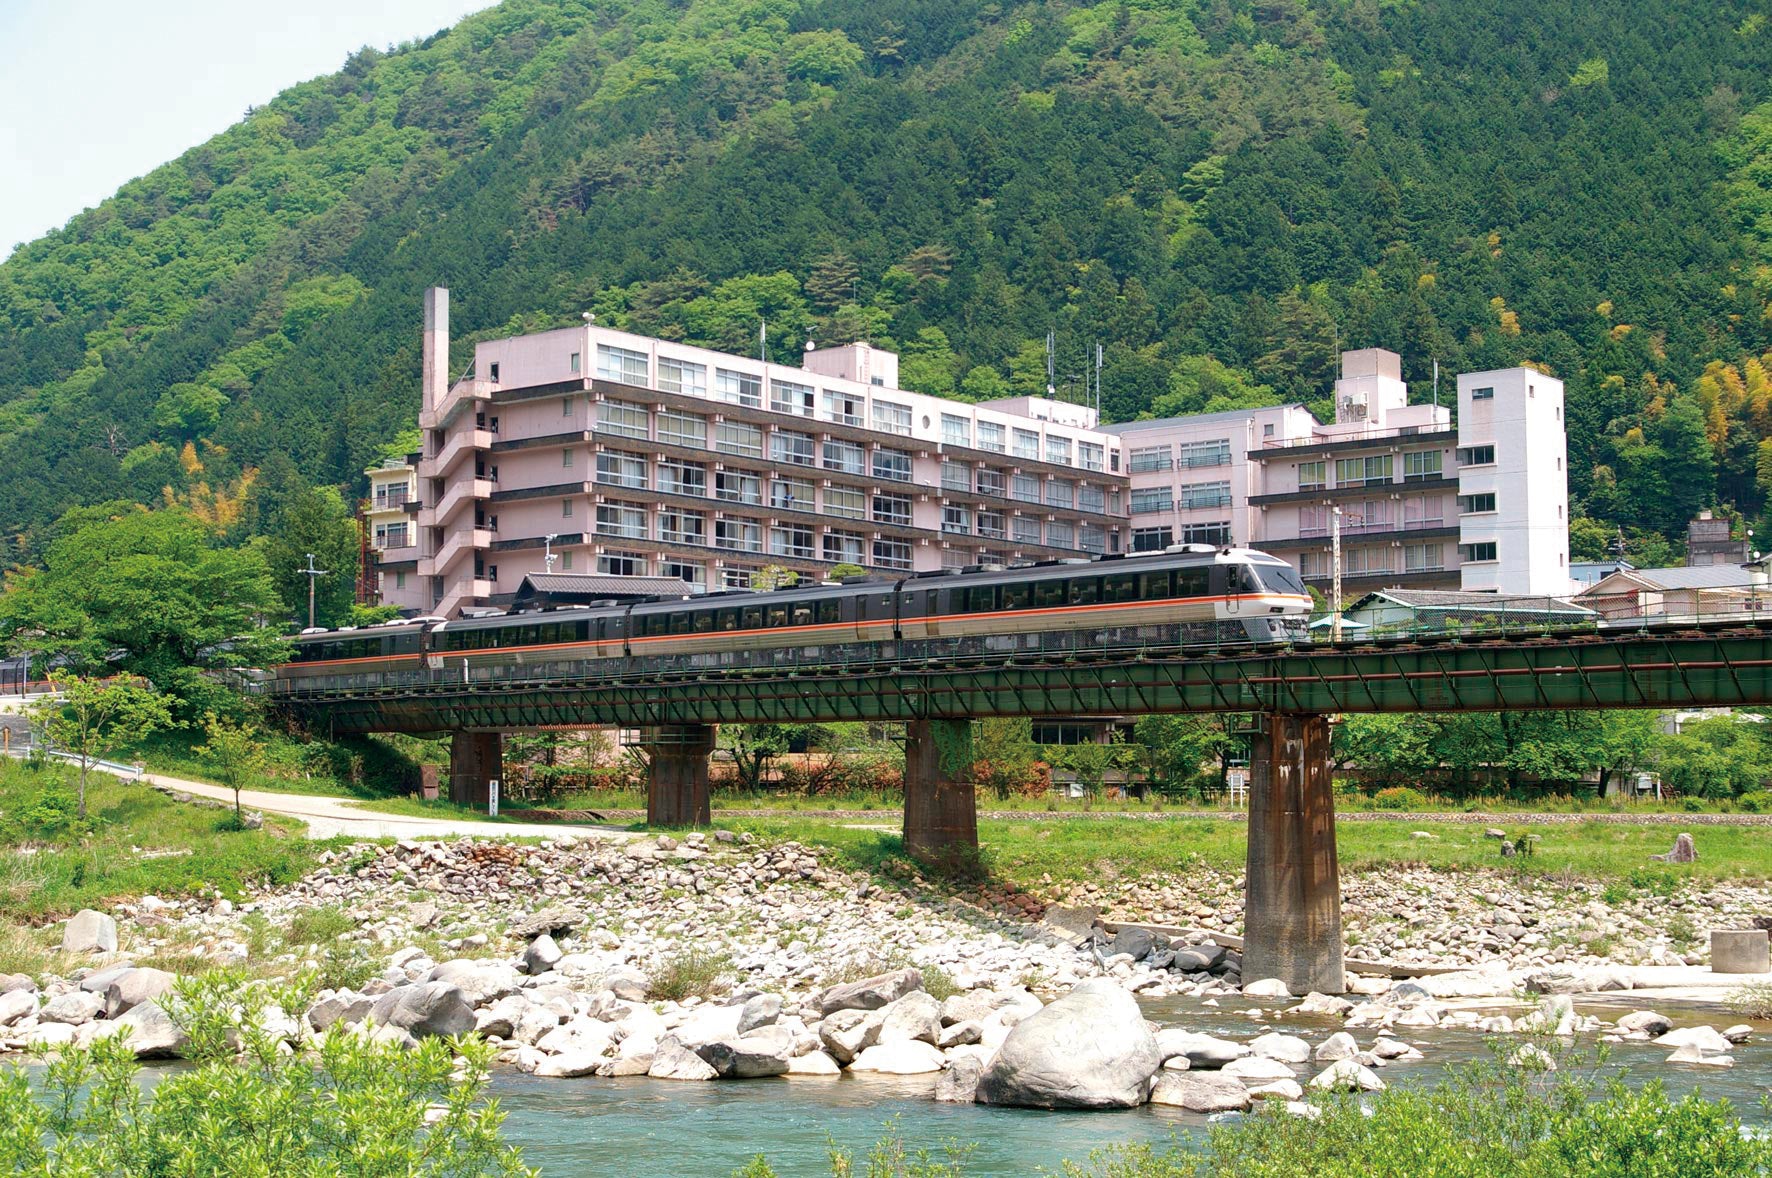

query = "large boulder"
[
  {"left": 103, "top": 968, "right": 176, "bottom": 1019},
  {"left": 368, "top": 983, "right": 476, "bottom": 1038},
  {"left": 307, "top": 992, "right": 376, "bottom": 1031},
  {"left": 648, "top": 1036, "right": 718, "bottom": 1081},
  {"left": 111, "top": 1001, "right": 190, "bottom": 1059},
  {"left": 1149, "top": 1072, "right": 1251, "bottom": 1113},
  {"left": 0, "top": 973, "right": 37, "bottom": 995},
  {"left": 1617, "top": 1011, "right": 1672, "bottom": 1037},
  {"left": 521, "top": 935, "right": 563, "bottom": 976},
  {"left": 975, "top": 979, "right": 1162, "bottom": 1110},
  {"left": 62, "top": 910, "right": 117, "bottom": 955},
  {"left": 1155, "top": 1029, "right": 1250, "bottom": 1069},
  {"left": 818, "top": 1008, "right": 883, "bottom": 1065},
  {"left": 696, "top": 1029, "right": 794, "bottom": 1079},
  {"left": 935, "top": 1057, "right": 984, "bottom": 1103},
  {"left": 818, "top": 968, "right": 923, "bottom": 1015},
  {"left": 39, "top": 991, "right": 104, "bottom": 1026},
  {"left": 876, "top": 991, "right": 943, "bottom": 1046},
  {"left": 426, "top": 960, "right": 517, "bottom": 1006},
  {"left": 509, "top": 907, "right": 587, "bottom": 939},
  {"left": 1655, "top": 1026, "right": 1733, "bottom": 1054},
  {"left": 848, "top": 1040, "right": 946, "bottom": 1074},
  {"left": 736, "top": 992, "right": 782, "bottom": 1036},
  {"left": 785, "top": 1050, "right": 842, "bottom": 1076},
  {"left": 0, "top": 989, "right": 38, "bottom": 1027},
  {"left": 1248, "top": 1032, "right": 1311, "bottom": 1064}
]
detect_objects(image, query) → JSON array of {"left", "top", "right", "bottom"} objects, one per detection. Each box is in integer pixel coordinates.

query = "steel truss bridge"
[{"left": 280, "top": 619, "right": 1772, "bottom": 735}]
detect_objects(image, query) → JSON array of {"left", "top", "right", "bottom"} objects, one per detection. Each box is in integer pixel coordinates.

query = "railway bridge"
[{"left": 271, "top": 618, "right": 1772, "bottom": 994}]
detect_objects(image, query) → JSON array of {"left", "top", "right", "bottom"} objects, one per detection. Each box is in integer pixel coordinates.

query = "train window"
[
  {"left": 966, "top": 585, "right": 996, "bottom": 612},
  {"left": 817, "top": 599, "right": 840, "bottom": 625},
  {"left": 1177, "top": 568, "right": 1210, "bottom": 597},
  {"left": 1069, "top": 578, "right": 1100, "bottom": 606},
  {"left": 1104, "top": 573, "right": 1137, "bottom": 603},
  {"left": 766, "top": 604, "right": 788, "bottom": 627},
  {"left": 1034, "top": 580, "right": 1065, "bottom": 608},
  {"left": 1002, "top": 583, "right": 1031, "bottom": 610},
  {"left": 717, "top": 609, "right": 739, "bottom": 632},
  {"left": 693, "top": 611, "right": 715, "bottom": 633},
  {"left": 645, "top": 614, "right": 669, "bottom": 637},
  {"left": 741, "top": 605, "right": 764, "bottom": 629},
  {"left": 1139, "top": 571, "right": 1172, "bottom": 600},
  {"left": 791, "top": 603, "right": 813, "bottom": 626},
  {"left": 671, "top": 612, "right": 692, "bottom": 635}
]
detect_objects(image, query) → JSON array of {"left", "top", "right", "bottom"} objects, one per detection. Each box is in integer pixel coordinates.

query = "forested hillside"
[{"left": 3, "top": 0, "right": 1771, "bottom": 567}]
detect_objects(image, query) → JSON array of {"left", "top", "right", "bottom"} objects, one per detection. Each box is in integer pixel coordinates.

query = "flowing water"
[{"left": 487, "top": 997, "right": 1772, "bottom": 1177}]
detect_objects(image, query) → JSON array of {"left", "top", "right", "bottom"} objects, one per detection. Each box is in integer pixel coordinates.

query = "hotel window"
[
  {"left": 659, "top": 508, "right": 706, "bottom": 545},
  {"left": 1403, "top": 450, "right": 1442, "bottom": 481},
  {"left": 1299, "top": 551, "right": 1327, "bottom": 578},
  {"left": 1301, "top": 506, "right": 1330, "bottom": 537},
  {"left": 823, "top": 389, "right": 864, "bottom": 426},
  {"left": 1132, "top": 526, "right": 1173, "bottom": 552},
  {"left": 561, "top": 499, "right": 574, "bottom": 518},
  {"left": 1012, "top": 516, "right": 1041, "bottom": 545},
  {"left": 978, "top": 511, "right": 1006, "bottom": 539},
  {"left": 1403, "top": 495, "right": 1442, "bottom": 529},
  {"left": 657, "top": 408, "right": 706, "bottom": 448},
  {"left": 715, "top": 470, "right": 762, "bottom": 505},
  {"left": 1080, "top": 523, "right": 1106, "bottom": 554},
  {"left": 597, "top": 400, "right": 648, "bottom": 440},
  {"left": 872, "top": 493, "right": 912, "bottom": 526},
  {"left": 977, "top": 420, "right": 1006, "bottom": 453},
  {"left": 562, "top": 448, "right": 576, "bottom": 469},
  {"left": 942, "top": 505, "right": 972, "bottom": 534},
  {"left": 715, "top": 518, "right": 762, "bottom": 552},
  {"left": 1130, "top": 487, "right": 1173, "bottom": 514},
  {"left": 596, "top": 451, "right": 647, "bottom": 489},
  {"left": 1404, "top": 543, "right": 1443, "bottom": 572},
  {"left": 823, "top": 486, "right": 865, "bottom": 520},
  {"left": 714, "top": 420, "right": 764, "bottom": 459},
  {"left": 770, "top": 525, "right": 814, "bottom": 559},
  {"left": 823, "top": 531, "right": 865, "bottom": 564},
  {"left": 1129, "top": 445, "right": 1172, "bottom": 473},
  {"left": 1078, "top": 484, "right": 1106, "bottom": 514},
  {"left": 772, "top": 379, "right": 815, "bottom": 417},
  {"left": 1458, "top": 492, "right": 1497, "bottom": 514},
  {"left": 598, "top": 551, "right": 645, "bottom": 576},
  {"left": 1179, "top": 438, "right": 1231, "bottom": 468},
  {"left": 1078, "top": 441, "right": 1105, "bottom": 472},
  {"left": 872, "top": 447, "right": 912, "bottom": 482},
  {"left": 942, "top": 549, "right": 970, "bottom": 572},
  {"left": 1334, "top": 455, "right": 1392, "bottom": 487},
  {"left": 661, "top": 559, "right": 706, "bottom": 591},
  {"left": 1045, "top": 479, "right": 1075, "bottom": 509},
  {"left": 1046, "top": 520, "right": 1076, "bottom": 548},
  {"left": 569, "top": 351, "right": 581, "bottom": 374},
  {"left": 976, "top": 468, "right": 1006, "bottom": 497},
  {"left": 1181, "top": 521, "right": 1231, "bottom": 546},
  {"left": 822, "top": 439, "right": 864, "bottom": 475},
  {"left": 596, "top": 345, "right": 648, "bottom": 385},
  {"left": 941, "top": 460, "right": 972, "bottom": 492},
  {"left": 658, "top": 458, "right": 707, "bottom": 497},
  {"left": 771, "top": 477, "right": 813, "bottom": 511},
  {"left": 1179, "top": 480, "right": 1231, "bottom": 510},
  {"left": 772, "top": 430, "right": 815, "bottom": 467},
  {"left": 871, "top": 400, "right": 911, "bottom": 435},
  {"left": 1298, "top": 460, "right": 1326, "bottom": 491},
  {"left": 1045, "top": 435, "right": 1072, "bottom": 466},
  {"left": 488, "top": 362, "right": 500, "bottom": 382},
  {"left": 561, "top": 396, "right": 575, "bottom": 418},
  {"left": 1471, "top": 386, "right": 1495, "bottom": 400},
  {"left": 714, "top": 368, "right": 762, "bottom": 408},
  {"left": 657, "top": 357, "right": 707, "bottom": 397},
  {"left": 720, "top": 567, "right": 755, "bottom": 590},
  {"left": 1012, "top": 428, "right": 1040, "bottom": 460},
  {"left": 1457, "top": 445, "right": 1496, "bottom": 466},
  {"left": 941, "top": 414, "right": 971, "bottom": 447},
  {"left": 1011, "top": 473, "right": 1041, "bottom": 503},
  {"left": 1346, "top": 546, "right": 1393, "bottom": 575},
  {"left": 872, "top": 539, "right": 912, "bottom": 570},
  {"left": 595, "top": 502, "right": 647, "bottom": 539}
]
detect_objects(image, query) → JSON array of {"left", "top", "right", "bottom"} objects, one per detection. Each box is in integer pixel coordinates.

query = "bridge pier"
[
  {"left": 903, "top": 718, "right": 978, "bottom": 863},
  {"left": 1243, "top": 713, "right": 1345, "bottom": 995},
  {"left": 448, "top": 731, "right": 503, "bottom": 806},
  {"left": 645, "top": 724, "right": 716, "bottom": 826}
]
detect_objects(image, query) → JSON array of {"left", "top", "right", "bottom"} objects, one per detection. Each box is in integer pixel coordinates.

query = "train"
[{"left": 267, "top": 546, "right": 1315, "bottom": 696}]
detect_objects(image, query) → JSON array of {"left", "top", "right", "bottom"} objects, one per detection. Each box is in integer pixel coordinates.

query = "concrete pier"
[
  {"left": 645, "top": 724, "right": 717, "bottom": 826},
  {"left": 447, "top": 731, "right": 503, "bottom": 807},
  {"left": 903, "top": 718, "right": 978, "bottom": 863},
  {"left": 1243, "top": 713, "right": 1346, "bottom": 994}
]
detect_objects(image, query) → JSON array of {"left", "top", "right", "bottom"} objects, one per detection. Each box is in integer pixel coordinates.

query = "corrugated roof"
[
  {"left": 515, "top": 573, "right": 699, "bottom": 598},
  {"left": 1596, "top": 565, "right": 1755, "bottom": 591}
]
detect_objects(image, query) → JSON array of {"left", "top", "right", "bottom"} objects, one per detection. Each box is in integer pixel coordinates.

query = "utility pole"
[
  {"left": 300, "top": 552, "right": 331, "bottom": 630},
  {"left": 1330, "top": 507, "right": 1344, "bottom": 644},
  {"left": 544, "top": 533, "right": 560, "bottom": 574}
]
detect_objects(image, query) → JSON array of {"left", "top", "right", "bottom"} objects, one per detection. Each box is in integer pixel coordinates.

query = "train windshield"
[{"left": 1252, "top": 562, "right": 1308, "bottom": 597}]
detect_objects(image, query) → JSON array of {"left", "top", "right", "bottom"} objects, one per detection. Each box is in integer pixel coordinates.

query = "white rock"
[
  {"left": 785, "top": 1050, "right": 842, "bottom": 1076},
  {"left": 1242, "top": 978, "right": 1292, "bottom": 999},
  {"left": 1248, "top": 1032, "right": 1311, "bottom": 1064},
  {"left": 1222, "top": 1056, "right": 1296, "bottom": 1083},
  {"left": 1309, "top": 1059, "right": 1385, "bottom": 1092},
  {"left": 848, "top": 1040, "right": 946, "bottom": 1075},
  {"left": 1314, "top": 1031, "right": 1360, "bottom": 1062}
]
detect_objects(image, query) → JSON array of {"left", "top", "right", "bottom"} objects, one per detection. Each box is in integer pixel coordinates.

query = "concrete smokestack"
[{"left": 422, "top": 287, "right": 449, "bottom": 413}]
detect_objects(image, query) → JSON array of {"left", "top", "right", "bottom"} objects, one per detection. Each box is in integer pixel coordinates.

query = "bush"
[
  {"left": 1725, "top": 979, "right": 1772, "bottom": 1019},
  {"left": 0, "top": 970, "right": 534, "bottom": 1176},
  {"left": 1372, "top": 786, "right": 1430, "bottom": 810},
  {"left": 1733, "top": 789, "right": 1772, "bottom": 813},
  {"left": 646, "top": 947, "right": 731, "bottom": 1001},
  {"left": 284, "top": 905, "right": 355, "bottom": 946}
]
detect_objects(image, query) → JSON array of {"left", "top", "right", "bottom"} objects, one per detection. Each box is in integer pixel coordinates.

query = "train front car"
[
  {"left": 275, "top": 620, "right": 428, "bottom": 695},
  {"left": 1217, "top": 549, "right": 1314, "bottom": 645}
]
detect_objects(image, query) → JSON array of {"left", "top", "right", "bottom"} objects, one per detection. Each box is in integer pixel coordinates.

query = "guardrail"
[{"left": 0, "top": 746, "right": 144, "bottom": 781}]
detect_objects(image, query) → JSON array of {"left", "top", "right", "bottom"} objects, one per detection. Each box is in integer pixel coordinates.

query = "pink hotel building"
[{"left": 371, "top": 292, "right": 1570, "bottom": 615}]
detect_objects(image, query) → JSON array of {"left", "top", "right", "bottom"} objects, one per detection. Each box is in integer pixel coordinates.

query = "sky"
[{"left": 0, "top": 0, "right": 494, "bottom": 257}]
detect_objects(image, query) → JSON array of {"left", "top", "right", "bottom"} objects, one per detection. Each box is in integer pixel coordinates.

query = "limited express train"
[{"left": 269, "top": 546, "right": 1313, "bottom": 696}]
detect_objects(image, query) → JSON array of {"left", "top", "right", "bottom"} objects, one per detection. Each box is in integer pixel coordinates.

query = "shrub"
[
  {"left": 1734, "top": 789, "right": 1772, "bottom": 813},
  {"left": 646, "top": 947, "right": 731, "bottom": 1001},
  {"left": 1372, "top": 786, "right": 1430, "bottom": 810},
  {"left": 284, "top": 905, "right": 355, "bottom": 946},
  {"left": 1725, "top": 979, "right": 1772, "bottom": 1019}
]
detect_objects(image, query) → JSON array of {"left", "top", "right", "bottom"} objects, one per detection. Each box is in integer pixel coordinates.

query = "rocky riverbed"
[{"left": 2, "top": 830, "right": 1766, "bottom": 1110}]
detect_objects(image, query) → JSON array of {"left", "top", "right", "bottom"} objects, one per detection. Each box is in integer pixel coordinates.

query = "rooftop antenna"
[
  {"left": 300, "top": 552, "right": 331, "bottom": 630},
  {"left": 1432, "top": 359, "right": 1440, "bottom": 409},
  {"left": 1045, "top": 329, "right": 1056, "bottom": 398},
  {"left": 759, "top": 317, "right": 769, "bottom": 363}
]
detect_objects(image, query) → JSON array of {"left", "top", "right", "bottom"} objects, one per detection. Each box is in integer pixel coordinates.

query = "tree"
[
  {"left": 263, "top": 484, "right": 362, "bottom": 629},
  {"left": 749, "top": 565, "right": 799, "bottom": 591},
  {"left": 197, "top": 710, "right": 268, "bottom": 822},
  {"left": 972, "top": 717, "right": 1040, "bottom": 799},
  {"left": 718, "top": 724, "right": 821, "bottom": 793},
  {"left": 32, "top": 672, "right": 173, "bottom": 820},
  {"left": 828, "top": 563, "right": 867, "bottom": 580},
  {"left": 1131, "top": 714, "right": 1233, "bottom": 792}
]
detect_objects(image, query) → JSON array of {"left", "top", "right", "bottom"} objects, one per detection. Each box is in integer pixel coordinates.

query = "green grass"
[
  {"left": 716, "top": 814, "right": 1772, "bottom": 890},
  {"left": 117, "top": 728, "right": 442, "bottom": 802},
  {"left": 646, "top": 947, "right": 732, "bottom": 1001},
  {"left": 0, "top": 758, "right": 326, "bottom": 921}
]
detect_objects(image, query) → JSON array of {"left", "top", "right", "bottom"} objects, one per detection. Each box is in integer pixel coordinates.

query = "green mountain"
[{"left": 3, "top": 0, "right": 1771, "bottom": 565}]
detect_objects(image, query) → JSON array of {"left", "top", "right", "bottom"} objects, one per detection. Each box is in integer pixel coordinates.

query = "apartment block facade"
[
  {"left": 377, "top": 289, "right": 1130, "bottom": 616},
  {"left": 1104, "top": 348, "right": 1571, "bottom": 595}
]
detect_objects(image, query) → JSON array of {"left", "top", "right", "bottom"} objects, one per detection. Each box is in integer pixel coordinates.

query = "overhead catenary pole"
[
  {"left": 1330, "top": 507, "right": 1344, "bottom": 644},
  {"left": 544, "top": 533, "right": 560, "bottom": 574},
  {"left": 301, "top": 552, "right": 332, "bottom": 630}
]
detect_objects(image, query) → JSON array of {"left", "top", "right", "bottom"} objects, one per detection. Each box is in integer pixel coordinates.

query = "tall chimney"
[{"left": 422, "top": 287, "right": 449, "bottom": 413}]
